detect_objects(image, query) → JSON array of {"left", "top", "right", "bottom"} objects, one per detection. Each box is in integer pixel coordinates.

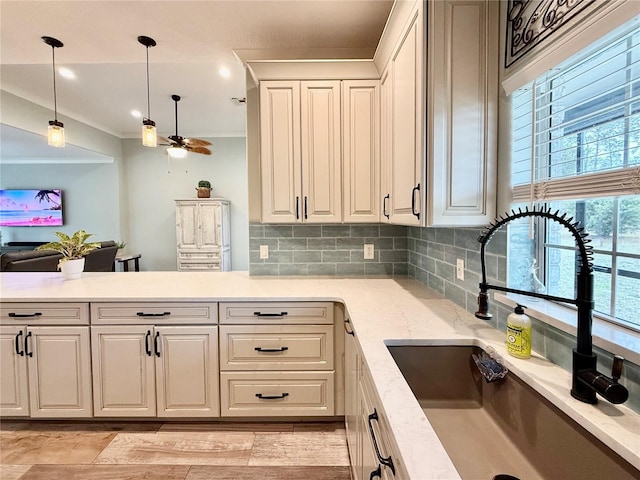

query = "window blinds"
[{"left": 511, "top": 20, "right": 640, "bottom": 204}]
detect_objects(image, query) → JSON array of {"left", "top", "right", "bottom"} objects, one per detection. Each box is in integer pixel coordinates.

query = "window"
[{"left": 509, "top": 19, "right": 640, "bottom": 331}]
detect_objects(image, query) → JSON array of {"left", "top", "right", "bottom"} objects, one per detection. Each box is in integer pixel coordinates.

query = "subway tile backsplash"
[{"left": 249, "top": 223, "right": 408, "bottom": 276}]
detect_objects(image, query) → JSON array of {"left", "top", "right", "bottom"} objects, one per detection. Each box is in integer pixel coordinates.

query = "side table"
[{"left": 114, "top": 253, "right": 141, "bottom": 272}]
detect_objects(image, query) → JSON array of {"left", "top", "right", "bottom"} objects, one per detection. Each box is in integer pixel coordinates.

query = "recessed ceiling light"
[
  {"left": 131, "top": 110, "right": 142, "bottom": 118},
  {"left": 58, "top": 67, "right": 75, "bottom": 79},
  {"left": 219, "top": 66, "right": 231, "bottom": 78}
]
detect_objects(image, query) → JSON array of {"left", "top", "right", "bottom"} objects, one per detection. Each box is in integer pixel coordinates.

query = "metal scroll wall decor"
[{"left": 505, "top": 0, "right": 607, "bottom": 68}]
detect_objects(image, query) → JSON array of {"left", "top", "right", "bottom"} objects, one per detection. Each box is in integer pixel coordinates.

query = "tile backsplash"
[{"left": 249, "top": 223, "right": 408, "bottom": 276}]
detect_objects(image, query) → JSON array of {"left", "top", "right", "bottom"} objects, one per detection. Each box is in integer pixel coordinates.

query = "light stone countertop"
[{"left": 1, "top": 271, "right": 639, "bottom": 478}]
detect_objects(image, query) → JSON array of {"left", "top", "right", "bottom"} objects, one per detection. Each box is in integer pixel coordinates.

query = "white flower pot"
[{"left": 60, "top": 258, "right": 85, "bottom": 280}]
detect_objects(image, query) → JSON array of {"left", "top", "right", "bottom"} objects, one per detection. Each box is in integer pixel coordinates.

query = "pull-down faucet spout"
[{"left": 475, "top": 206, "right": 628, "bottom": 405}]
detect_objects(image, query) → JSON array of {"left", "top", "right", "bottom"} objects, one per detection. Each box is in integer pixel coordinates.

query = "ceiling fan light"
[
  {"left": 142, "top": 118, "right": 157, "bottom": 147},
  {"left": 167, "top": 146, "right": 187, "bottom": 159},
  {"left": 48, "top": 120, "right": 65, "bottom": 148}
]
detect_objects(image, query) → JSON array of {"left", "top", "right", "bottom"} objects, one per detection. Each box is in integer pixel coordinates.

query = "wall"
[
  {"left": 122, "top": 137, "right": 248, "bottom": 271},
  {"left": 249, "top": 223, "right": 407, "bottom": 276}
]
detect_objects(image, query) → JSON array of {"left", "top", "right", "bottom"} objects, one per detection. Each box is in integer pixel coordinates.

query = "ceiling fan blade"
[
  {"left": 188, "top": 146, "right": 212, "bottom": 155},
  {"left": 184, "top": 138, "right": 212, "bottom": 147}
]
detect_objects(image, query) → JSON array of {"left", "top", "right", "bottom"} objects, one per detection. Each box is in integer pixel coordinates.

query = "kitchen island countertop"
[{"left": 1, "top": 271, "right": 638, "bottom": 478}]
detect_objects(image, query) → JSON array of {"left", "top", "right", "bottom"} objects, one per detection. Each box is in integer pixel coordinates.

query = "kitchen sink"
[{"left": 387, "top": 344, "right": 638, "bottom": 480}]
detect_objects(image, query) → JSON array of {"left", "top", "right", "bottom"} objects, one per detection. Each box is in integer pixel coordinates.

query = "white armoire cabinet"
[
  {"left": 175, "top": 198, "right": 230, "bottom": 271},
  {"left": 259, "top": 80, "right": 342, "bottom": 223}
]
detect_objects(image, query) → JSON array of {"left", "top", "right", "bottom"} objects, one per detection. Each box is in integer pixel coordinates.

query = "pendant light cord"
[
  {"left": 145, "top": 46, "right": 151, "bottom": 119},
  {"left": 51, "top": 45, "right": 58, "bottom": 122}
]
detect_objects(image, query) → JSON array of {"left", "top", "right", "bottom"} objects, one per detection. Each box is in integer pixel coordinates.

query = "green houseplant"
[
  {"left": 196, "top": 180, "right": 212, "bottom": 198},
  {"left": 36, "top": 230, "right": 101, "bottom": 279}
]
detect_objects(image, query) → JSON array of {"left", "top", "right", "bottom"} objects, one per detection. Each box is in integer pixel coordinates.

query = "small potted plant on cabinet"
[
  {"left": 115, "top": 241, "right": 127, "bottom": 256},
  {"left": 196, "top": 180, "right": 212, "bottom": 198},
  {"left": 36, "top": 230, "right": 101, "bottom": 280}
]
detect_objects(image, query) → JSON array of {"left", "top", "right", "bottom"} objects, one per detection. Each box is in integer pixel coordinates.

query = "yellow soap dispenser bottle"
[{"left": 506, "top": 304, "right": 531, "bottom": 359}]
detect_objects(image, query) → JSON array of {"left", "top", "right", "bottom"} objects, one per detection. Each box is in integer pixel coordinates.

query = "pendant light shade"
[
  {"left": 167, "top": 146, "right": 188, "bottom": 159},
  {"left": 42, "top": 36, "right": 65, "bottom": 147},
  {"left": 138, "top": 35, "right": 157, "bottom": 147}
]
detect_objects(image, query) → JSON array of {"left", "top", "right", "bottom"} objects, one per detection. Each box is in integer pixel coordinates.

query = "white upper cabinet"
[
  {"left": 260, "top": 80, "right": 341, "bottom": 223},
  {"left": 376, "top": 0, "right": 498, "bottom": 227},
  {"left": 342, "top": 80, "right": 381, "bottom": 223}
]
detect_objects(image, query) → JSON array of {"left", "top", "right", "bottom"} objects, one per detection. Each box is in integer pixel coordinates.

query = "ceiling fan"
[{"left": 159, "top": 95, "right": 211, "bottom": 156}]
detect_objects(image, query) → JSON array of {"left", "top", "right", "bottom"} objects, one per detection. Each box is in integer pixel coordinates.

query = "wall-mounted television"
[{"left": 0, "top": 189, "right": 63, "bottom": 227}]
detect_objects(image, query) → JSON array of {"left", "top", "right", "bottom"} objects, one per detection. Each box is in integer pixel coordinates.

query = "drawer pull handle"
[
  {"left": 253, "top": 312, "right": 288, "bottom": 318},
  {"left": 382, "top": 194, "right": 390, "bottom": 219},
  {"left": 144, "top": 330, "right": 152, "bottom": 356},
  {"left": 15, "top": 330, "right": 25, "bottom": 356},
  {"left": 8, "top": 312, "right": 42, "bottom": 318},
  {"left": 154, "top": 331, "right": 161, "bottom": 357},
  {"left": 370, "top": 465, "right": 382, "bottom": 479},
  {"left": 411, "top": 183, "right": 421, "bottom": 220},
  {"left": 368, "top": 409, "right": 395, "bottom": 475},
  {"left": 137, "top": 312, "right": 171, "bottom": 317},
  {"left": 254, "top": 346, "right": 289, "bottom": 353},
  {"left": 255, "top": 393, "right": 289, "bottom": 400},
  {"left": 344, "top": 318, "right": 355, "bottom": 336}
]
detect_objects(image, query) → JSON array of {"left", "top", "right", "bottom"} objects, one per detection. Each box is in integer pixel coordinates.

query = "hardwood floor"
[{"left": 0, "top": 420, "right": 352, "bottom": 480}]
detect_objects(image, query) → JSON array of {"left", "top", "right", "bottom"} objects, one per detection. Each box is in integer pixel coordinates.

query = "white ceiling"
[{"left": 0, "top": 0, "right": 393, "bottom": 145}]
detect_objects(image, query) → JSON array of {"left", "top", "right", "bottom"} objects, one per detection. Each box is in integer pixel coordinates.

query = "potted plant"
[
  {"left": 36, "top": 230, "right": 101, "bottom": 280},
  {"left": 115, "top": 241, "right": 127, "bottom": 256},
  {"left": 196, "top": 180, "right": 212, "bottom": 198}
]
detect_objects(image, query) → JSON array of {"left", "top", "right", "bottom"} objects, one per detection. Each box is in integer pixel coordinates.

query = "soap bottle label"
[{"left": 507, "top": 324, "right": 530, "bottom": 358}]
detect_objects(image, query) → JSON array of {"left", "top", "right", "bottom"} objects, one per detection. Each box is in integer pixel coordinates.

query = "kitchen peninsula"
[{"left": 1, "top": 271, "right": 638, "bottom": 479}]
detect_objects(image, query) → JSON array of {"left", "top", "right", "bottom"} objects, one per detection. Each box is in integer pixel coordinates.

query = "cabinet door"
[
  {"left": 343, "top": 80, "right": 380, "bottom": 223},
  {"left": 301, "top": 80, "right": 342, "bottom": 223},
  {"left": 260, "top": 80, "right": 302, "bottom": 223},
  {"left": 197, "top": 201, "right": 221, "bottom": 248},
  {"left": 345, "top": 327, "right": 361, "bottom": 479},
  {"left": 28, "top": 326, "right": 92, "bottom": 417},
  {"left": 155, "top": 326, "right": 219, "bottom": 417},
  {"left": 380, "top": 68, "right": 392, "bottom": 224},
  {"left": 389, "top": 9, "right": 424, "bottom": 226},
  {"left": 91, "top": 325, "right": 156, "bottom": 417},
  {"left": 176, "top": 201, "right": 199, "bottom": 249},
  {"left": 0, "top": 326, "right": 29, "bottom": 416},
  {"left": 428, "top": 0, "right": 497, "bottom": 226}
]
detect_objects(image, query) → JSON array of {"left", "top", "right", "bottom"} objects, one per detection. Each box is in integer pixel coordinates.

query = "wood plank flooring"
[{"left": 0, "top": 420, "right": 351, "bottom": 479}]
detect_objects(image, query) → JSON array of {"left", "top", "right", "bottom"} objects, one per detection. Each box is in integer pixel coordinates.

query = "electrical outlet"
[
  {"left": 456, "top": 258, "right": 464, "bottom": 281},
  {"left": 364, "top": 244, "right": 375, "bottom": 260},
  {"left": 259, "top": 245, "right": 269, "bottom": 259}
]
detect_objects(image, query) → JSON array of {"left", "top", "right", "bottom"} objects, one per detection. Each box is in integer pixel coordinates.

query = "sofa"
[{"left": 0, "top": 241, "right": 118, "bottom": 272}]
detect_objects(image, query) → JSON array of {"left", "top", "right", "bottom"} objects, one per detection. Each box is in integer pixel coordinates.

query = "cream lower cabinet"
[
  {"left": 90, "top": 302, "right": 219, "bottom": 417},
  {"left": 0, "top": 303, "right": 92, "bottom": 418},
  {"left": 219, "top": 302, "right": 335, "bottom": 416},
  {"left": 345, "top": 318, "right": 405, "bottom": 479}
]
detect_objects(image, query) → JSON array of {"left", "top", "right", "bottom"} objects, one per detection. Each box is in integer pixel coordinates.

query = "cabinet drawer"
[
  {"left": 178, "top": 250, "right": 221, "bottom": 260},
  {"left": 0, "top": 303, "right": 89, "bottom": 325},
  {"left": 90, "top": 302, "right": 218, "bottom": 325},
  {"left": 220, "top": 325, "right": 334, "bottom": 371},
  {"left": 220, "top": 371, "right": 334, "bottom": 417},
  {"left": 220, "top": 302, "right": 333, "bottom": 325},
  {"left": 178, "top": 262, "right": 221, "bottom": 271}
]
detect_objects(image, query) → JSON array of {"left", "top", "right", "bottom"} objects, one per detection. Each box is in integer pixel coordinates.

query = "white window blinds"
[{"left": 511, "top": 19, "right": 640, "bottom": 203}]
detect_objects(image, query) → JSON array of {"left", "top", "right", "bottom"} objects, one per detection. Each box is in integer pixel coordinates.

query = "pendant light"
[
  {"left": 42, "top": 36, "right": 65, "bottom": 147},
  {"left": 138, "top": 35, "right": 157, "bottom": 147}
]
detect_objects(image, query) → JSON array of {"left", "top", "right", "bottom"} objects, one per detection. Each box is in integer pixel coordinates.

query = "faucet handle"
[{"left": 611, "top": 355, "right": 624, "bottom": 383}]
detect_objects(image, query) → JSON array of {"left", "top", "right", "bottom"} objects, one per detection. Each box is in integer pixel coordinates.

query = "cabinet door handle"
[
  {"left": 154, "top": 331, "right": 160, "bottom": 357},
  {"left": 369, "top": 465, "right": 382, "bottom": 479},
  {"left": 253, "top": 312, "right": 288, "bottom": 318},
  {"left": 15, "top": 330, "right": 25, "bottom": 356},
  {"left": 137, "top": 312, "right": 171, "bottom": 317},
  {"left": 344, "top": 318, "right": 355, "bottom": 336},
  {"left": 145, "top": 330, "right": 152, "bottom": 356},
  {"left": 24, "top": 331, "right": 33, "bottom": 358},
  {"left": 295, "top": 196, "right": 300, "bottom": 220},
  {"left": 8, "top": 312, "right": 42, "bottom": 318},
  {"left": 254, "top": 346, "right": 289, "bottom": 353},
  {"left": 383, "top": 194, "right": 390, "bottom": 219},
  {"left": 411, "top": 183, "right": 421, "bottom": 219},
  {"left": 367, "top": 409, "right": 396, "bottom": 474},
  {"left": 304, "top": 196, "right": 308, "bottom": 220},
  {"left": 255, "top": 393, "right": 289, "bottom": 400}
]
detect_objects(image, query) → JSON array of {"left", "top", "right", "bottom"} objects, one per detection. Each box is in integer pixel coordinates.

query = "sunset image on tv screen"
[{"left": 0, "top": 189, "right": 63, "bottom": 227}]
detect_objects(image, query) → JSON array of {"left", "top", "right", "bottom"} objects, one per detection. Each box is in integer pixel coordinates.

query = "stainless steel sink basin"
[{"left": 387, "top": 345, "right": 638, "bottom": 480}]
